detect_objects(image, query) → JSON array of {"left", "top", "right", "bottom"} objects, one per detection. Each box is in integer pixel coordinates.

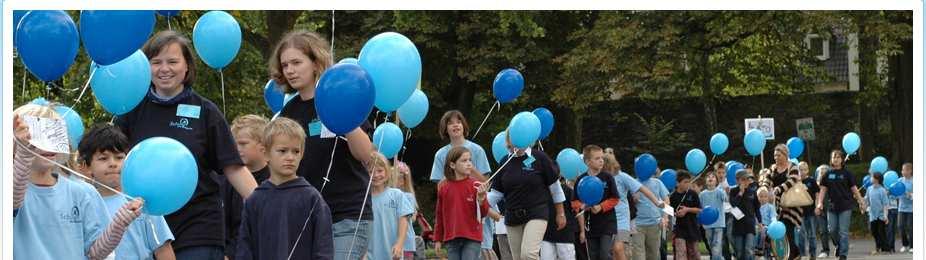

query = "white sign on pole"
[
  {"left": 796, "top": 117, "right": 816, "bottom": 141},
  {"left": 744, "top": 117, "right": 775, "bottom": 140}
]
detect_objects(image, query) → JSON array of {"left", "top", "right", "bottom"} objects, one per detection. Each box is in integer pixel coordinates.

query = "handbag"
[{"left": 780, "top": 181, "right": 813, "bottom": 207}]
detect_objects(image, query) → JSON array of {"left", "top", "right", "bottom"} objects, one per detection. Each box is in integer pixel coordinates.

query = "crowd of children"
[{"left": 10, "top": 28, "right": 916, "bottom": 260}]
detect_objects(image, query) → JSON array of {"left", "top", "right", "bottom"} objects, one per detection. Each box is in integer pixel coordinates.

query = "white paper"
[
  {"left": 731, "top": 207, "right": 745, "bottom": 220},
  {"left": 723, "top": 202, "right": 733, "bottom": 213},
  {"left": 23, "top": 115, "right": 70, "bottom": 154},
  {"left": 663, "top": 205, "right": 675, "bottom": 216},
  {"left": 320, "top": 122, "right": 337, "bottom": 138}
]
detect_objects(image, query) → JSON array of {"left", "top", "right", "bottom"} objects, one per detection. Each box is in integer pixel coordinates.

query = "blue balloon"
[
  {"left": 397, "top": 89, "right": 429, "bottom": 128},
  {"left": 339, "top": 57, "right": 359, "bottom": 64},
  {"left": 842, "top": 132, "right": 861, "bottom": 155},
  {"left": 122, "top": 137, "right": 198, "bottom": 216},
  {"left": 373, "top": 122, "right": 404, "bottom": 159},
  {"left": 492, "top": 132, "right": 509, "bottom": 164},
  {"left": 508, "top": 112, "right": 541, "bottom": 149},
  {"left": 726, "top": 161, "right": 744, "bottom": 187},
  {"left": 30, "top": 97, "right": 49, "bottom": 106},
  {"left": 767, "top": 221, "right": 786, "bottom": 240},
  {"left": 698, "top": 206, "right": 720, "bottom": 225},
  {"left": 358, "top": 32, "right": 422, "bottom": 113},
  {"left": 634, "top": 154, "right": 658, "bottom": 181},
  {"left": 744, "top": 129, "right": 766, "bottom": 156},
  {"left": 493, "top": 69, "right": 524, "bottom": 103},
  {"left": 862, "top": 175, "right": 871, "bottom": 189},
  {"left": 710, "top": 133, "right": 729, "bottom": 155},
  {"left": 532, "top": 107, "right": 555, "bottom": 140},
  {"left": 263, "top": 80, "right": 284, "bottom": 114},
  {"left": 53, "top": 106, "right": 84, "bottom": 150},
  {"left": 660, "top": 169, "right": 677, "bottom": 191},
  {"left": 883, "top": 171, "right": 899, "bottom": 187},
  {"left": 578, "top": 155, "right": 589, "bottom": 173},
  {"left": 91, "top": 50, "right": 151, "bottom": 115},
  {"left": 157, "top": 10, "right": 180, "bottom": 17},
  {"left": 889, "top": 182, "right": 906, "bottom": 196},
  {"left": 685, "top": 149, "right": 707, "bottom": 175},
  {"left": 577, "top": 176, "right": 605, "bottom": 206},
  {"left": 16, "top": 10, "right": 79, "bottom": 82},
  {"left": 787, "top": 137, "right": 804, "bottom": 159},
  {"left": 870, "top": 156, "right": 888, "bottom": 174},
  {"left": 80, "top": 11, "right": 155, "bottom": 66},
  {"left": 193, "top": 11, "right": 241, "bottom": 69},
  {"left": 315, "top": 63, "right": 376, "bottom": 135},
  {"left": 556, "top": 148, "right": 583, "bottom": 180}
]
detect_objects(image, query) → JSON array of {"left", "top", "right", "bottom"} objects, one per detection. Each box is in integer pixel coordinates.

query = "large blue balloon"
[
  {"left": 870, "top": 156, "right": 888, "bottom": 174},
  {"left": 53, "top": 106, "right": 84, "bottom": 150},
  {"left": 16, "top": 10, "right": 79, "bottom": 82},
  {"left": 842, "top": 132, "right": 861, "bottom": 155},
  {"left": 508, "top": 112, "right": 541, "bottom": 149},
  {"left": 862, "top": 175, "right": 871, "bottom": 190},
  {"left": 373, "top": 122, "right": 404, "bottom": 159},
  {"left": 889, "top": 182, "right": 907, "bottom": 196},
  {"left": 315, "top": 63, "right": 376, "bottom": 135},
  {"left": 634, "top": 154, "right": 658, "bottom": 181},
  {"left": 698, "top": 206, "right": 720, "bottom": 225},
  {"left": 359, "top": 32, "right": 422, "bottom": 113},
  {"left": 80, "top": 11, "right": 155, "bottom": 66},
  {"left": 156, "top": 10, "right": 180, "bottom": 17},
  {"left": 710, "top": 133, "right": 729, "bottom": 155},
  {"left": 556, "top": 148, "right": 583, "bottom": 180},
  {"left": 787, "top": 137, "right": 804, "bottom": 159},
  {"left": 12, "top": 10, "right": 28, "bottom": 48},
  {"left": 725, "top": 161, "right": 744, "bottom": 187},
  {"left": 91, "top": 50, "right": 151, "bottom": 115},
  {"left": 122, "top": 137, "right": 197, "bottom": 216},
  {"left": 685, "top": 149, "right": 707, "bottom": 175},
  {"left": 577, "top": 176, "right": 605, "bottom": 206},
  {"left": 397, "top": 89, "right": 429, "bottom": 128},
  {"left": 883, "top": 171, "right": 899, "bottom": 187},
  {"left": 492, "top": 132, "right": 509, "bottom": 164},
  {"left": 532, "top": 107, "right": 555, "bottom": 140},
  {"left": 263, "top": 80, "right": 284, "bottom": 114},
  {"left": 767, "top": 221, "right": 786, "bottom": 240},
  {"left": 660, "top": 169, "right": 677, "bottom": 191},
  {"left": 493, "top": 69, "right": 524, "bottom": 103},
  {"left": 193, "top": 11, "right": 241, "bottom": 69},
  {"left": 744, "top": 129, "right": 766, "bottom": 156}
]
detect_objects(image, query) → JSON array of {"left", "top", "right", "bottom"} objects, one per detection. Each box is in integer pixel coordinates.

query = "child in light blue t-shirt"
[
  {"left": 757, "top": 187, "right": 777, "bottom": 258},
  {"left": 12, "top": 105, "right": 142, "bottom": 260},
  {"left": 864, "top": 173, "right": 890, "bottom": 253},
  {"left": 699, "top": 172, "right": 728, "bottom": 260},
  {"left": 369, "top": 154, "right": 416, "bottom": 260},
  {"left": 78, "top": 124, "right": 176, "bottom": 259}
]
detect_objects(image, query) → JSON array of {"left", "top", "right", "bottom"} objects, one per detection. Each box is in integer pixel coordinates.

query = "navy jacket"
[{"left": 236, "top": 177, "right": 333, "bottom": 260}]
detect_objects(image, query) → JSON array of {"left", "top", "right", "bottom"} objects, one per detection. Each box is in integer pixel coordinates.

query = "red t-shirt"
[{"left": 433, "top": 176, "right": 489, "bottom": 243}]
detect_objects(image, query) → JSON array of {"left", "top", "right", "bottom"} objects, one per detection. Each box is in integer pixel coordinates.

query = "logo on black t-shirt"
[{"left": 170, "top": 117, "right": 193, "bottom": 131}]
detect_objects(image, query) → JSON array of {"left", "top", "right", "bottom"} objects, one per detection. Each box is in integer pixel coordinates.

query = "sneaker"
[
  {"left": 909, "top": 248, "right": 913, "bottom": 253},
  {"left": 817, "top": 252, "right": 829, "bottom": 258},
  {"left": 900, "top": 247, "right": 908, "bottom": 253}
]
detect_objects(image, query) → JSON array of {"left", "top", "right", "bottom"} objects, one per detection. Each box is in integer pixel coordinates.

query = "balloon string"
[
  {"left": 319, "top": 139, "right": 339, "bottom": 193},
  {"left": 330, "top": 10, "right": 335, "bottom": 57},
  {"left": 538, "top": 140, "right": 544, "bottom": 151},
  {"left": 167, "top": 17, "right": 172, "bottom": 31},
  {"left": 472, "top": 101, "right": 499, "bottom": 139},
  {"left": 13, "top": 139, "right": 133, "bottom": 200},
  {"left": 60, "top": 65, "right": 98, "bottom": 120},
  {"left": 484, "top": 153, "right": 517, "bottom": 184},
  {"left": 219, "top": 69, "right": 227, "bottom": 115},
  {"left": 400, "top": 129, "right": 411, "bottom": 161},
  {"left": 347, "top": 126, "right": 389, "bottom": 260},
  {"left": 21, "top": 64, "right": 27, "bottom": 102},
  {"left": 287, "top": 198, "right": 320, "bottom": 260}
]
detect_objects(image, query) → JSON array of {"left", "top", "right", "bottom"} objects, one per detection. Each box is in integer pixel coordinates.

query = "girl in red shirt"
[{"left": 433, "top": 146, "right": 490, "bottom": 260}]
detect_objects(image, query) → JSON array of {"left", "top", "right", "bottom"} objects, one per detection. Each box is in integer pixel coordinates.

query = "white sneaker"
[
  {"left": 817, "top": 252, "right": 829, "bottom": 258},
  {"left": 900, "top": 247, "right": 908, "bottom": 253},
  {"left": 909, "top": 248, "right": 913, "bottom": 253}
]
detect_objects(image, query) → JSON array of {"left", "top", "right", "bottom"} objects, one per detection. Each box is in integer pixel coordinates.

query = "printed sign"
[
  {"left": 23, "top": 115, "right": 70, "bottom": 154},
  {"left": 744, "top": 118, "right": 775, "bottom": 140},
  {"left": 796, "top": 117, "right": 816, "bottom": 141}
]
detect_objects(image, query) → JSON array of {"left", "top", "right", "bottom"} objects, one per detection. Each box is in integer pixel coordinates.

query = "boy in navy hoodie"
[{"left": 236, "top": 117, "right": 333, "bottom": 259}]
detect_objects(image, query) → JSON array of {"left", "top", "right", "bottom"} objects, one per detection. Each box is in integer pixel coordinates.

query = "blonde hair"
[
  {"left": 371, "top": 152, "right": 395, "bottom": 186},
  {"left": 269, "top": 30, "right": 333, "bottom": 93},
  {"left": 262, "top": 117, "right": 306, "bottom": 153},
  {"left": 231, "top": 114, "right": 270, "bottom": 142},
  {"left": 603, "top": 152, "right": 620, "bottom": 173},
  {"left": 393, "top": 161, "right": 416, "bottom": 194}
]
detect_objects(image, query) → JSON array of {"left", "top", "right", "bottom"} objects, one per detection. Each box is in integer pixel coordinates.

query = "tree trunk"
[
  {"left": 856, "top": 35, "right": 880, "bottom": 161},
  {"left": 889, "top": 39, "right": 913, "bottom": 165},
  {"left": 700, "top": 51, "right": 718, "bottom": 136}
]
